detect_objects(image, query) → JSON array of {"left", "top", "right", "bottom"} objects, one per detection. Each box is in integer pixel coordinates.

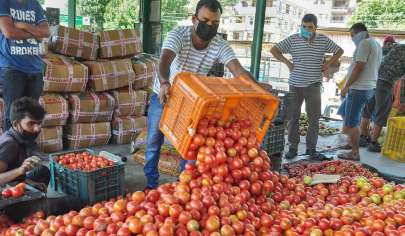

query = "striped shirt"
[
  {"left": 276, "top": 33, "right": 342, "bottom": 87},
  {"left": 152, "top": 26, "right": 237, "bottom": 94}
]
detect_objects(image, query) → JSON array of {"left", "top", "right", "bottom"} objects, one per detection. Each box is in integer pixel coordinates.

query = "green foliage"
[
  {"left": 79, "top": 0, "right": 111, "bottom": 31},
  {"left": 37, "top": 0, "right": 45, "bottom": 5},
  {"left": 104, "top": 0, "right": 139, "bottom": 30},
  {"left": 351, "top": 0, "right": 405, "bottom": 30},
  {"left": 161, "top": 0, "right": 189, "bottom": 38}
]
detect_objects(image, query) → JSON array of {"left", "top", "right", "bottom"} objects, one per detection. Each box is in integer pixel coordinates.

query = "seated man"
[{"left": 0, "top": 97, "right": 49, "bottom": 191}]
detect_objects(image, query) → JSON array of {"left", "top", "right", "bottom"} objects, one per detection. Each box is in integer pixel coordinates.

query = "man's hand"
[
  {"left": 18, "top": 156, "right": 40, "bottom": 175},
  {"left": 159, "top": 82, "right": 171, "bottom": 105}
]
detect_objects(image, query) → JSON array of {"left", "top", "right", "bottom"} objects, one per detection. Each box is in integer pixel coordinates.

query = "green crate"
[{"left": 49, "top": 149, "right": 125, "bottom": 204}]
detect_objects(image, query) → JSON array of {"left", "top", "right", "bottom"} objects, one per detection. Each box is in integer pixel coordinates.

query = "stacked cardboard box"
[
  {"left": 42, "top": 53, "right": 88, "bottom": 93},
  {"left": 37, "top": 26, "right": 157, "bottom": 150},
  {"left": 36, "top": 126, "right": 63, "bottom": 153}
]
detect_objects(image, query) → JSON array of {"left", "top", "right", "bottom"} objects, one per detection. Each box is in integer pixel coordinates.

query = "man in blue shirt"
[{"left": 0, "top": 0, "right": 49, "bottom": 130}]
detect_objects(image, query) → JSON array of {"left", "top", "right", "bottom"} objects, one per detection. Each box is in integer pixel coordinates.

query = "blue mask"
[
  {"left": 352, "top": 31, "right": 368, "bottom": 47},
  {"left": 300, "top": 26, "right": 313, "bottom": 39}
]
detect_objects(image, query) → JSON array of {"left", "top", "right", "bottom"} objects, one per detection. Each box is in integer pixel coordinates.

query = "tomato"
[
  {"left": 1, "top": 188, "right": 12, "bottom": 198},
  {"left": 10, "top": 187, "right": 24, "bottom": 198}
]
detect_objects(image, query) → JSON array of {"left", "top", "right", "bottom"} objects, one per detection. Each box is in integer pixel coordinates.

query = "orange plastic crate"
[{"left": 160, "top": 72, "right": 279, "bottom": 160}]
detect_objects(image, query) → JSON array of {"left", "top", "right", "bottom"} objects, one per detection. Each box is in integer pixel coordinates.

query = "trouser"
[
  {"left": 288, "top": 83, "right": 322, "bottom": 150},
  {"left": 0, "top": 68, "right": 43, "bottom": 130},
  {"left": 144, "top": 93, "right": 190, "bottom": 188},
  {"left": 362, "top": 79, "right": 393, "bottom": 127}
]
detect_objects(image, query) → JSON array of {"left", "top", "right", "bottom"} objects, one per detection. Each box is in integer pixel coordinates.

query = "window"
[
  {"left": 241, "top": 1, "right": 248, "bottom": 7},
  {"left": 331, "top": 15, "right": 345, "bottom": 22},
  {"left": 249, "top": 16, "right": 254, "bottom": 25},
  {"left": 265, "top": 17, "right": 272, "bottom": 24},
  {"left": 263, "top": 33, "right": 272, "bottom": 42},
  {"left": 266, "top": 0, "right": 273, "bottom": 7},
  {"left": 233, "top": 32, "right": 241, "bottom": 40},
  {"left": 246, "top": 32, "right": 252, "bottom": 40},
  {"left": 252, "top": 0, "right": 256, "bottom": 7},
  {"left": 285, "top": 4, "right": 290, "bottom": 14}
]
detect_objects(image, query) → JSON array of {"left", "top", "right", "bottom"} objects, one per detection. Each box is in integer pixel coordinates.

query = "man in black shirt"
[{"left": 0, "top": 97, "right": 49, "bottom": 190}]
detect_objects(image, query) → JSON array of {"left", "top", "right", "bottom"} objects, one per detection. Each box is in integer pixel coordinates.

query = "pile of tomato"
[
  {"left": 55, "top": 152, "right": 115, "bottom": 172},
  {"left": 1, "top": 183, "right": 25, "bottom": 199},
  {"left": 1, "top": 117, "right": 405, "bottom": 236}
]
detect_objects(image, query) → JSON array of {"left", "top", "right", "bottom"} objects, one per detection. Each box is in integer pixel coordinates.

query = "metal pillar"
[
  {"left": 68, "top": 0, "right": 76, "bottom": 28},
  {"left": 250, "top": 0, "right": 266, "bottom": 81},
  {"left": 141, "top": 0, "right": 161, "bottom": 54}
]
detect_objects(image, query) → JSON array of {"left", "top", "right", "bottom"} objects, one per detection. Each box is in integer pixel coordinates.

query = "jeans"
[
  {"left": 0, "top": 68, "right": 43, "bottom": 130},
  {"left": 144, "top": 93, "right": 190, "bottom": 188},
  {"left": 288, "top": 83, "right": 322, "bottom": 150},
  {"left": 338, "top": 89, "right": 374, "bottom": 127}
]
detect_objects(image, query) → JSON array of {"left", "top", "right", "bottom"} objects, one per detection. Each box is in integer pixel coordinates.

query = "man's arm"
[
  {"left": 158, "top": 48, "right": 176, "bottom": 104},
  {"left": 341, "top": 62, "right": 366, "bottom": 96},
  {"left": 0, "top": 161, "right": 24, "bottom": 186},
  {"left": 14, "top": 21, "right": 50, "bottom": 39},
  {"left": 0, "top": 16, "right": 34, "bottom": 40},
  {"left": 270, "top": 46, "right": 293, "bottom": 71}
]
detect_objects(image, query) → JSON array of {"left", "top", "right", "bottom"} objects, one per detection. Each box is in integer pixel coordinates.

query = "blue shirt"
[{"left": 0, "top": 0, "right": 47, "bottom": 74}]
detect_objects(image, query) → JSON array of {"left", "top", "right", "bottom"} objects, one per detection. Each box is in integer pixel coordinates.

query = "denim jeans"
[
  {"left": 144, "top": 93, "right": 190, "bottom": 188},
  {"left": 338, "top": 89, "right": 374, "bottom": 127},
  {"left": 0, "top": 68, "right": 43, "bottom": 130}
]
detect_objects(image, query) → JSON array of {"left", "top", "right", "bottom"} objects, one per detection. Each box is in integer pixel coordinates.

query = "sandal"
[
  {"left": 340, "top": 144, "right": 352, "bottom": 150},
  {"left": 337, "top": 151, "right": 360, "bottom": 161}
]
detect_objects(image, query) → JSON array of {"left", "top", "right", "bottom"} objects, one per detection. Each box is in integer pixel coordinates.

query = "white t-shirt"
[
  {"left": 152, "top": 26, "right": 237, "bottom": 94},
  {"left": 349, "top": 38, "right": 382, "bottom": 90}
]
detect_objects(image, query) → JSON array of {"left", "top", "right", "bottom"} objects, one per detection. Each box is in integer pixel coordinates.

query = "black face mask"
[
  {"left": 20, "top": 130, "right": 40, "bottom": 142},
  {"left": 16, "top": 124, "right": 40, "bottom": 142},
  {"left": 196, "top": 20, "right": 219, "bottom": 42}
]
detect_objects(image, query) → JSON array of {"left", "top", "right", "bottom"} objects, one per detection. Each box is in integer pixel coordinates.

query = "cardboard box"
[
  {"left": 49, "top": 25, "right": 99, "bottom": 60},
  {"left": 68, "top": 92, "right": 115, "bottom": 123},
  {"left": 99, "top": 29, "right": 142, "bottom": 59},
  {"left": 131, "top": 54, "right": 159, "bottom": 89},
  {"left": 42, "top": 53, "right": 88, "bottom": 92},
  {"left": 112, "top": 87, "right": 147, "bottom": 117},
  {"left": 39, "top": 94, "right": 69, "bottom": 127},
  {"left": 65, "top": 122, "right": 111, "bottom": 149},
  {"left": 112, "top": 116, "right": 147, "bottom": 144},
  {"left": 37, "top": 126, "right": 63, "bottom": 153},
  {"left": 84, "top": 59, "right": 136, "bottom": 92}
]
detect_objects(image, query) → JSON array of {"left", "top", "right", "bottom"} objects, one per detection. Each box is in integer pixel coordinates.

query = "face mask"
[
  {"left": 196, "top": 19, "right": 218, "bottom": 42},
  {"left": 351, "top": 31, "right": 368, "bottom": 47},
  {"left": 17, "top": 124, "right": 40, "bottom": 142},
  {"left": 300, "top": 26, "right": 313, "bottom": 39}
]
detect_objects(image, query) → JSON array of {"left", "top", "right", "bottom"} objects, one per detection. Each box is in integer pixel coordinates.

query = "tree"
[
  {"left": 79, "top": 0, "right": 112, "bottom": 31},
  {"left": 104, "top": 0, "right": 139, "bottom": 30},
  {"left": 37, "top": 0, "right": 45, "bottom": 5},
  {"left": 161, "top": 0, "right": 189, "bottom": 37},
  {"left": 351, "top": 0, "right": 405, "bottom": 30}
]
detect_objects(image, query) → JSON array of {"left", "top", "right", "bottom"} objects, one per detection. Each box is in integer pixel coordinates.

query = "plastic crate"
[
  {"left": 160, "top": 72, "right": 279, "bottom": 160},
  {"left": 49, "top": 149, "right": 125, "bottom": 204},
  {"left": 382, "top": 117, "right": 405, "bottom": 161},
  {"left": 261, "top": 123, "right": 286, "bottom": 156},
  {"left": 269, "top": 89, "right": 294, "bottom": 124}
]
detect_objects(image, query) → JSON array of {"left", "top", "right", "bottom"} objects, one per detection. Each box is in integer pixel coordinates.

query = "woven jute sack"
[
  {"left": 37, "top": 126, "right": 63, "bottom": 153},
  {"left": 39, "top": 94, "right": 69, "bottom": 127},
  {"left": 111, "top": 87, "right": 147, "bottom": 117},
  {"left": 49, "top": 25, "right": 99, "bottom": 60},
  {"left": 99, "top": 28, "right": 142, "bottom": 59},
  {"left": 68, "top": 92, "right": 115, "bottom": 123},
  {"left": 131, "top": 54, "right": 159, "bottom": 89},
  {"left": 65, "top": 122, "right": 111, "bottom": 149},
  {"left": 42, "top": 53, "right": 88, "bottom": 92},
  {"left": 111, "top": 116, "right": 147, "bottom": 144}
]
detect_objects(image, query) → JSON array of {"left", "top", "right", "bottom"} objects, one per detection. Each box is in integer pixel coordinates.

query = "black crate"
[
  {"left": 261, "top": 123, "right": 286, "bottom": 156},
  {"left": 50, "top": 149, "right": 125, "bottom": 204},
  {"left": 270, "top": 89, "right": 294, "bottom": 124}
]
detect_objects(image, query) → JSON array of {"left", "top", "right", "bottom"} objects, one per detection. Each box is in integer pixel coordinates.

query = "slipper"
[
  {"left": 338, "top": 151, "right": 360, "bottom": 161},
  {"left": 310, "top": 152, "right": 333, "bottom": 161}
]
